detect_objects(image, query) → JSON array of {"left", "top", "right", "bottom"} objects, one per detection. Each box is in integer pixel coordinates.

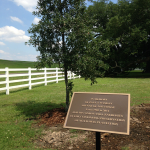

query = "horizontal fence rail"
[{"left": 0, "top": 67, "right": 81, "bottom": 95}]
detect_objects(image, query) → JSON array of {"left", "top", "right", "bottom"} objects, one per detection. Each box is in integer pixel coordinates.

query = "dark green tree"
[
  {"left": 87, "top": 0, "right": 150, "bottom": 75},
  {"left": 26, "top": 0, "right": 109, "bottom": 111},
  {"left": 104, "top": 0, "right": 150, "bottom": 74},
  {"left": 130, "top": 0, "right": 150, "bottom": 73},
  {"left": 86, "top": 0, "right": 119, "bottom": 75}
]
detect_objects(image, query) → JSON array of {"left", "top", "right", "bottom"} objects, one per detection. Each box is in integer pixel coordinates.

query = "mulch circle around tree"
[{"left": 33, "top": 104, "right": 150, "bottom": 150}]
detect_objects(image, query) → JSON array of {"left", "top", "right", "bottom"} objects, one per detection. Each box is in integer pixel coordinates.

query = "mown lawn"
[{"left": 0, "top": 75, "right": 150, "bottom": 149}]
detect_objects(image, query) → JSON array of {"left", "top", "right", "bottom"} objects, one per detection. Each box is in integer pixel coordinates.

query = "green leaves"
[{"left": 86, "top": 0, "right": 150, "bottom": 75}]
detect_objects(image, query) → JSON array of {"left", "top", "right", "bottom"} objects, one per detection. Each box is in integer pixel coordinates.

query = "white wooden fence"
[{"left": 0, "top": 67, "right": 81, "bottom": 95}]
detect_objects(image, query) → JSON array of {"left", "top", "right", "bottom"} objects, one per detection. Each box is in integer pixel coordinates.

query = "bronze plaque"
[{"left": 63, "top": 92, "right": 130, "bottom": 135}]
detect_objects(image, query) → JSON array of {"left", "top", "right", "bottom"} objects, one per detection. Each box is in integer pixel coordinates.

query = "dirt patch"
[{"left": 33, "top": 104, "right": 150, "bottom": 150}]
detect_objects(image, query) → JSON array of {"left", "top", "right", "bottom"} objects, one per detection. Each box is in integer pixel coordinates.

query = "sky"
[{"left": 0, "top": 0, "right": 118, "bottom": 62}]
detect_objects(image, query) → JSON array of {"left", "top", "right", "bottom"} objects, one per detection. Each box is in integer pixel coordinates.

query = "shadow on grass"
[
  {"left": 15, "top": 100, "right": 66, "bottom": 119},
  {"left": 112, "top": 72, "right": 150, "bottom": 78}
]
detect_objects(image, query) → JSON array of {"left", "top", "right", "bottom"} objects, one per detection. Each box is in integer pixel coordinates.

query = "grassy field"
[
  {"left": 0, "top": 59, "right": 60, "bottom": 68},
  {"left": 0, "top": 74, "right": 150, "bottom": 149},
  {"left": 0, "top": 59, "right": 36, "bottom": 68}
]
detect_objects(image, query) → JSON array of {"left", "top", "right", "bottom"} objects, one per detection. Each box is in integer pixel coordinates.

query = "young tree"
[{"left": 26, "top": 0, "right": 108, "bottom": 111}]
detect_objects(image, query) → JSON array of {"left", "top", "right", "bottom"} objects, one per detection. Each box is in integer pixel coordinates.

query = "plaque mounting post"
[{"left": 96, "top": 132, "right": 101, "bottom": 150}]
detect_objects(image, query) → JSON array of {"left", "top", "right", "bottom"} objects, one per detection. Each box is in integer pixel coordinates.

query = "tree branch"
[{"left": 94, "top": 33, "right": 102, "bottom": 38}]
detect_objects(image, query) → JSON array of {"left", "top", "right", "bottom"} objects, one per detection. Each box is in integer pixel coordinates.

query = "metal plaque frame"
[{"left": 64, "top": 92, "right": 130, "bottom": 135}]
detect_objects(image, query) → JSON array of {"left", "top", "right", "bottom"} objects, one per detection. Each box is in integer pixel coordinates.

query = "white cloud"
[
  {"left": 0, "top": 26, "right": 30, "bottom": 43},
  {"left": 0, "top": 42, "right": 5, "bottom": 45},
  {"left": 0, "top": 50, "right": 5, "bottom": 54},
  {"left": 12, "top": 0, "right": 38, "bottom": 12},
  {"left": 0, "top": 50, "right": 9, "bottom": 54},
  {"left": 10, "top": 16, "right": 23, "bottom": 24},
  {"left": 33, "top": 17, "right": 40, "bottom": 24}
]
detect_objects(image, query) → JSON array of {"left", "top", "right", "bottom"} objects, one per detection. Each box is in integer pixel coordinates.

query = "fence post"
[
  {"left": 5, "top": 67, "right": 9, "bottom": 95},
  {"left": 73, "top": 72, "right": 75, "bottom": 79},
  {"left": 79, "top": 70, "right": 81, "bottom": 78},
  {"left": 28, "top": 67, "right": 31, "bottom": 90},
  {"left": 44, "top": 67, "right": 47, "bottom": 86},
  {"left": 69, "top": 71, "right": 72, "bottom": 79},
  {"left": 56, "top": 67, "right": 58, "bottom": 83}
]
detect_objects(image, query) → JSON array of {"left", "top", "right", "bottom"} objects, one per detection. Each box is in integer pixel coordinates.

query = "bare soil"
[{"left": 32, "top": 103, "right": 150, "bottom": 150}]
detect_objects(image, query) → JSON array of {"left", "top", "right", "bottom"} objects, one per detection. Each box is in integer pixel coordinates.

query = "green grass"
[
  {"left": 0, "top": 59, "right": 60, "bottom": 68},
  {"left": 70, "top": 134, "right": 78, "bottom": 138},
  {"left": 0, "top": 71, "right": 150, "bottom": 149},
  {"left": 121, "top": 147, "right": 130, "bottom": 150},
  {"left": 0, "top": 59, "right": 37, "bottom": 68},
  {"left": 84, "top": 138, "right": 88, "bottom": 142},
  {"left": 69, "top": 129, "right": 78, "bottom": 133}
]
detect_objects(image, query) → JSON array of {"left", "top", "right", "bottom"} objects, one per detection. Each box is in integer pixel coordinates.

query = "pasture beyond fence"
[{"left": 0, "top": 67, "right": 81, "bottom": 95}]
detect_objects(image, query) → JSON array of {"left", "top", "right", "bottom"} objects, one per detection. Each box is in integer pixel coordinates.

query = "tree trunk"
[
  {"left": 61, "top": 16, "right": 69, "bottom": 112},
  {"left": 64, "top": 68, "right": 69, "bottom": 112}
]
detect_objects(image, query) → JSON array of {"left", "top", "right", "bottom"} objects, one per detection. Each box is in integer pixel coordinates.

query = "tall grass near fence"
[{"left": 0, "top": 73, "right": 150, "bottom": 149}]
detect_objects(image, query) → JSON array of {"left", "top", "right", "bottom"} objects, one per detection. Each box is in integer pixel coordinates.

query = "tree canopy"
[{"left": 87, "top": 0, "right": 150, "bottom": 75}]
